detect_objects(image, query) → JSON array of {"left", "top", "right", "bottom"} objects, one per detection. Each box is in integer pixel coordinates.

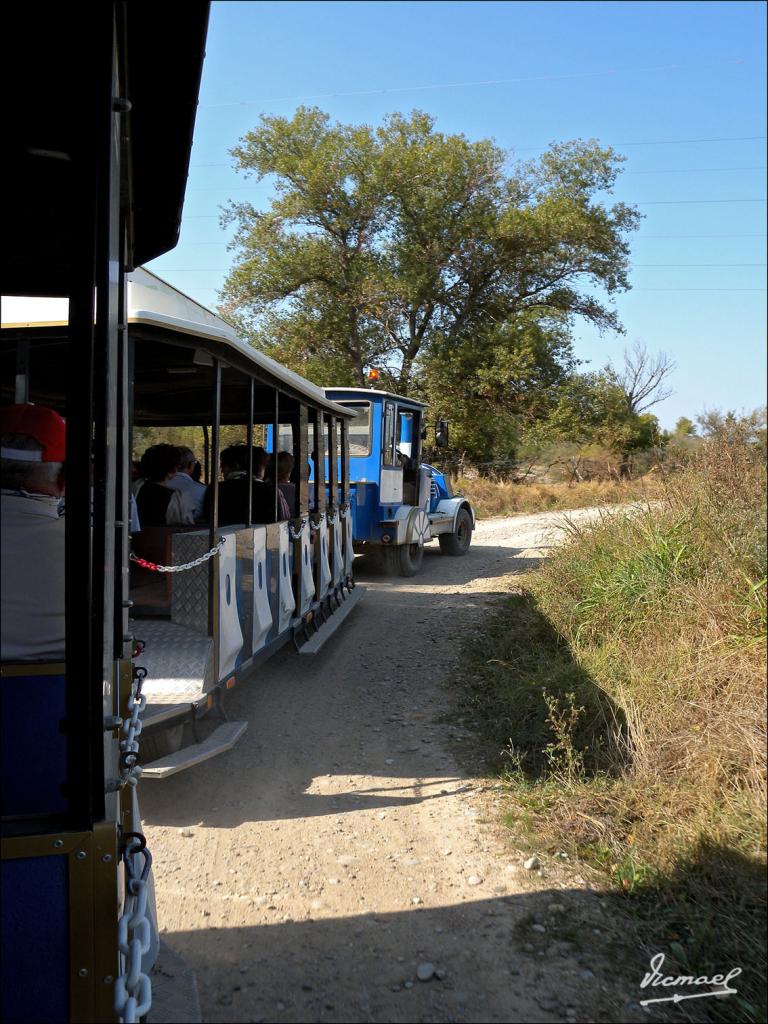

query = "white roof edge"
[{"left": 324, "top": 387, "right": 427, "bottom": 407}]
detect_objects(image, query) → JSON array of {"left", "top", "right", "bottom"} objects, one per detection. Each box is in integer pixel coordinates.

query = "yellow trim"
[
  {"left": 2, "top": 826, "right": 120, "bottom": 1024},
  {"left": 1, "top": 320, "right": 69, "bottom": 329},
  {"left": 0, "top": 661, "right": 66, "bottom": 677}
]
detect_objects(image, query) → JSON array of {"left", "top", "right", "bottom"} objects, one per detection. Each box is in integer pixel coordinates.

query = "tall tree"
[{"left": 220, "top": 108, "right": 640, "bottom": 392}]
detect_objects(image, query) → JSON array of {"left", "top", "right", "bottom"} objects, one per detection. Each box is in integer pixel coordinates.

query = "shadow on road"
[{"left": 165, "top": 889, "right": 649, "bottom": 1024}]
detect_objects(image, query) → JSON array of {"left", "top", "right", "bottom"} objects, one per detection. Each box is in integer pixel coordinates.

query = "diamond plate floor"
[{"left": 148, "top": 940, "right": 201, "bottom": 1024}]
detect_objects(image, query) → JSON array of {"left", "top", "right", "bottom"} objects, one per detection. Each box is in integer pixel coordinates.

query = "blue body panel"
[
  {"left": 1, "top": 854, "right": 69, "bottom": 1023},
  {"left": 1, "top": 670, "right": 68, "bottom": 817}
]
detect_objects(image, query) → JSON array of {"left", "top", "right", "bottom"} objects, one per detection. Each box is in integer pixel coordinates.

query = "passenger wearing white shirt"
[
  {"left": 1, "top": 404, "right": 67, "bottom": 663},
  {"left": 166, "top": 446, "right": 206, "bottom": 521}
]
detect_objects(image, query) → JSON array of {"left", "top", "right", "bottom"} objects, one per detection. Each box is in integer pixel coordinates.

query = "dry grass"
[
  {"left": 457, "top": 475, "right": 662, "bottom": 518},
  {"left": 456, "top": 424, "right": 767, "bottom": 1020}
]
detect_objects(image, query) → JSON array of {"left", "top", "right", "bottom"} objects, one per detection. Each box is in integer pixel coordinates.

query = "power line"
[
  {"left": 635, "top": 198, "right": 766, "bottom": 205},
  {"left": 197, "top": 58, "right": 750, "bottom": 109}
]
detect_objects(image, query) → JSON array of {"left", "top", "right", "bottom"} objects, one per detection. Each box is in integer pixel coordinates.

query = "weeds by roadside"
[{"left": 455, "top": 422, "right": 767, "bottom": 1021}]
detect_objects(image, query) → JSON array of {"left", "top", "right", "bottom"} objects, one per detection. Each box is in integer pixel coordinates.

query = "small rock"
[
  {"left": 580, "top": 969, "right": 595, "bottom": 981},
  {"left": 411, "top": 896, "right": 422, "bottom": 905},
  {"left": 523, "top": 856, "right": 540, "bottom": 871},
  {"left": 435, "top": 967, "right": 447, "bottom": 980},
  {"left": 416, "top": 962, "right": 435, "bottom": 982},
  {"left": 404, "top": 980, "right": 414, "bottom": 989},
  {"left": 532, "top": 924, "right": 547, "bottom": 934},
  {"left": 377, "top": 812, "right": 387, "bottom": 820},
  {"left": 328, "top": 877, "right": 340, "bottom": 885},
  {"left": 547, "top": 902, "right": 566, "bottom": 913},
  {"left": 178, "top": 828, "right": 194, "bottom": 838},
  {"left": 467, "top": 874, "right": 483, "bottom": 886},
  {"left": 384, "top": 759, "right": 395, "bottom": 766}
]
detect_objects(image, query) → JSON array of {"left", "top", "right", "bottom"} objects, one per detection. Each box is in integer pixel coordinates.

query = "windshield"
[{"left": 341, "top": 402, "right": 372, "bottom": 456}]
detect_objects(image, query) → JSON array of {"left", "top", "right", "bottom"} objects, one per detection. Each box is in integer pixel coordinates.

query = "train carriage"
[{"left": 3, "top": 269, "right": 362, "bottom": 782}]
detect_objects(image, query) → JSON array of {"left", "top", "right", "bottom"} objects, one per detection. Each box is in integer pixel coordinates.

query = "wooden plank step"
[
  {"left": 298, "top": 585, "right": 365, "bottom": 655},
  {"left": 141, "top": 720, "right": 248, "bottom": 780}
]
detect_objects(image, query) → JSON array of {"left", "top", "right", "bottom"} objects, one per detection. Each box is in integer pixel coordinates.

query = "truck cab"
[{"left": 324, "top": 388, "right": 475, "bottom": 575}]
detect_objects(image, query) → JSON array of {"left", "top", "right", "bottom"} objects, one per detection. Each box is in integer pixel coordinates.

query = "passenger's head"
[
  {"left": 277, "top": 451, "right": 294, "bottom": 483},
  {"left": 0, "top": 404, "right": 66, "bottom": 497},
  {"left": 220, "top": 445, "right": 249, "bottom": 479},
  {"left": 139, "top": 444, "right": 181, "bottom": 483},
  {"left": 176, "top": 447, "right": 197, "bottom": 475}
]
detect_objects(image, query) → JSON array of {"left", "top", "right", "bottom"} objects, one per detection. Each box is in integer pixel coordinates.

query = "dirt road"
[{"left": 142, "top": 509, "right": 650, "bottom": 1023}]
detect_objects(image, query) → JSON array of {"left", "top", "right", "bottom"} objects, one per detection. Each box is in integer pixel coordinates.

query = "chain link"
[
  {"left": 288, "top": 518, "right": 308, "bottom": 541},
  {"left": 309, "top": 513, "right": 326, "bottom": 532},
  {"left": 129, "top": 536, "right": 226, "bottom": 573},
  {"left": 114, "top": 662, "right": 154, "bottom": 1021},
  {"left": 115, "top": 833, "right": 153, "bottom": 1023}
]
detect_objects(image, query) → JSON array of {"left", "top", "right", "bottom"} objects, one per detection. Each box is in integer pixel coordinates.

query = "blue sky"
[{"left": 147, "top": 0, "right": 767, "bottom": 429}]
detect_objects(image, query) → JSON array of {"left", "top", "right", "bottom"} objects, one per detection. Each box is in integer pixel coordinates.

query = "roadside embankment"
[{"left": 457, "top": 425, "right": 767, "bottom": 1021}]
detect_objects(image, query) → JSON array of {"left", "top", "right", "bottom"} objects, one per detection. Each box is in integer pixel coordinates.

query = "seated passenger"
[
  {"left": 134, "top": 444, "right": 196, "bottom": 528},
  {"left": 277, "top": 451, "right": 296, "bottom": 517},
  {"left": 0, "top": 404, "right": 66, "bottom": 662},
  {"left": 166, "top": 445, "right": 206, "bottom": 521},
  {"left": 203, "top": 445, "right": 276, "bottom": 525}
]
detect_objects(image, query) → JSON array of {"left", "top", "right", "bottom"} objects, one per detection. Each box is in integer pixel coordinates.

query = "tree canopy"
[{"left": 221, "top": 107, "right": 640, "bottom": 396}]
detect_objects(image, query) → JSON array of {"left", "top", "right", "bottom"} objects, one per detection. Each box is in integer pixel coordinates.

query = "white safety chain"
[
  {"left": 118, "top": 667, "right": 147, "bottom": 789},
  {"left": 288, "top": 518, "right": 308, "bottom": 541},
  {"left": 326, "top": 508, "right": 338, "bottom": 524},
  {"left": 129, "top": 536, "right": 226, "bottom": 573},
  {"left": 114, "top": 667, "right": 153, "bottom": 1022},
  {"left": 309, "top": 513, "right": 326, "bottom": 532},
  {"left": 114, "top": 833, "right": 153, "bottom": 1023}
]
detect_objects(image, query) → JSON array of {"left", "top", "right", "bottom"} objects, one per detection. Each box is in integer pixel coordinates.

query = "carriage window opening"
[
  {"left": 382, "top": 402, "right": 396, "bottom": 466},
  {"left": 339, "top": 402, "right": 371, "bottom": 456}
]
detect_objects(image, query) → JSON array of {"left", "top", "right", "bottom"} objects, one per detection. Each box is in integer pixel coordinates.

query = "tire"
[
  {"left": 381, "top": 541, "right": 424, "bottom": 577},
  {"left": 439, "top": 508, "right": 473, "bottom": 556},
  {"left": 140, "top": 723, "right": 185, "bottom": 764}
]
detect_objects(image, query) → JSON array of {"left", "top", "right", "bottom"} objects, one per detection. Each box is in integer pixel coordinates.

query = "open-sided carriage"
[{"left": 3, "top": 269, "right": 363, "bottom": 781}]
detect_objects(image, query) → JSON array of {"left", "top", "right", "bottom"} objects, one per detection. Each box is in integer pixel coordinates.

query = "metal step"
[
  {"left": 298, "top": 585, "right": 365, "bottom": 654},
  {"left": 141, "top": 720, "right": 248, "bottom": 780}
]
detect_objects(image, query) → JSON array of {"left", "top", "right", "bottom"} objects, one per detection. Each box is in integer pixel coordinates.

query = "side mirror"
[{"left": 435, "top": 419, "right": 449, "bottom": 449}]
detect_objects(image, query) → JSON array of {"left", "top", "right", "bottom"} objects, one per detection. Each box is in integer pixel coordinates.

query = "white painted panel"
[
  {"left": 317, "top": 518, "right": 332, "bottom": 596},
  {"left": 331, "top": 513, "right": 344, "bottom": 584},
  {"left": 278, "top": 524, "right": 296, "bottom": 633},
  {"left": 380, "top": 467, "right": 403, "bottom": 504},
  {"left": 217, "top": 533, "right": 243, "bottom": 679},
  {"left": 252, "top": 527, "right": 272, "bottom": 653},
  {"left": 299, "top": 521, "right": 315, "bottom": 615},
  {"left": 343, "top": 507, "right": 354, "bottom": 574}
]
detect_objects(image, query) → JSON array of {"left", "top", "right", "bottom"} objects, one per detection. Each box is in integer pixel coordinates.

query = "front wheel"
[
  {"left": 381, "top": 542, "right": 424, "bottom": 577},
  {"left": 439, "top": 508, "right": 473, "bottom": 556}
]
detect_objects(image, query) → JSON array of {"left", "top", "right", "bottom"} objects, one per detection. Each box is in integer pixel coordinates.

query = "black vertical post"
[
  {"left": 209, "top": 361, "right": 221, "bottom": 651},
  {"left": 246, "top": 378, "right": 254, "bottom": 526},
  {"left": 327, "top": 416, "right": 338, "bottom": 509},
  {"left": 314, "top": 408, "right": 326, "bottom": 513},
  {"left": 272, "top": 390, "right": 280, "bottom": 521},
  {"left": 297, "top": 405, "right": 309, "bottom": 514},
  {"left": 341, "top": 419, "right": 350, "bottom": 506}
]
